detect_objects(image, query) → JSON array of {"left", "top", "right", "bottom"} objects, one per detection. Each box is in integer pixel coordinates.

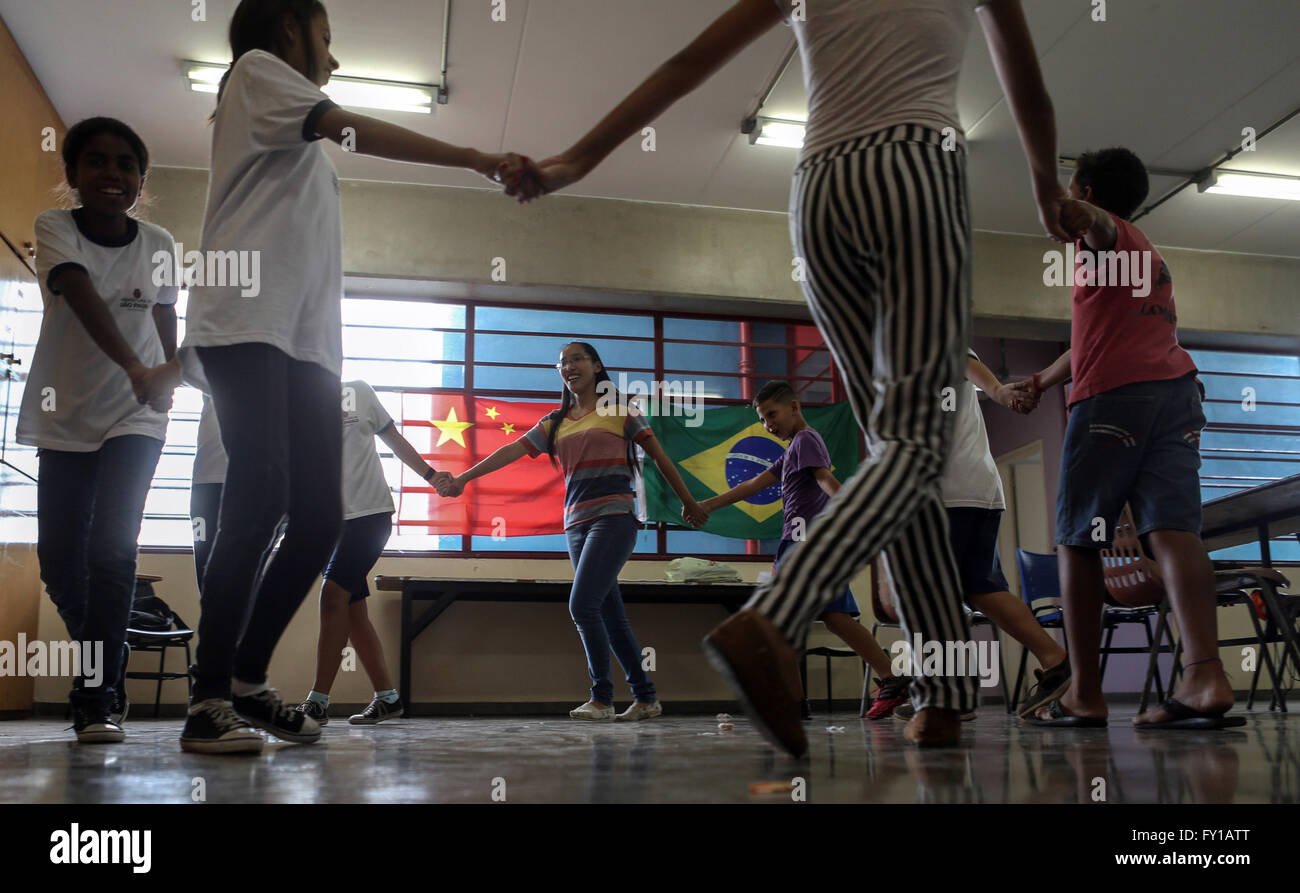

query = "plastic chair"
[
  {"left": 1098, "top": 508, "right": 1177, "bottom": 699},
  {"left": 1009, "top": 549, "right": 1067, "bottom": 712}
]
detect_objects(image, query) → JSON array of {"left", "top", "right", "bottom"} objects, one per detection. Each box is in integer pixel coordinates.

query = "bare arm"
[
  {"left": 701, "top": 469, "right": 778, "bottom": 512},
  {"left": 965, "top": 355, "right": 1036, "bottom": 412},
  {"left": 316, "top": 107, "right": 523, "bottom": 183},
  {"left": 1035, "top": 349, "right": 1072, "bottom": 391},
  {"left": 976, "top": 0, "right": 1069, "bottom": 240},
  {"left": 812, "top": 466, "right": 840, "bottom": 499},
  {"left": 56, "top": 268, "right": 147, "bottom": 380},
  {"left": 1060, "top": 199, "right": 1118, "bottom": 251},
  {"left": 641, "top": 435, "right": 707, "bottom": 526},
  {"left": 152, "top": 303, "right": 177, "bottom": 359},
  {"left": 453, "top": 440, "right": 529, "bottom": 489},
  {"left": 520, "top": 0, "right": 783, "bottom": 196},
  {"left": 378, "top": 423, "right": 437, "bottom": 478}
]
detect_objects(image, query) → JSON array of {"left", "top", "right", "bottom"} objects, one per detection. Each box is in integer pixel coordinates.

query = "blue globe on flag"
[{"left": 725, "top": 436, "right": 784, "bottom": 505}]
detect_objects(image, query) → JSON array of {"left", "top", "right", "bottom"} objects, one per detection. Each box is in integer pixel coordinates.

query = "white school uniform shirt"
[
  {"left": 341, "top": 380, "right": 396, "bottom": 519},
  {"left": 772, "top": 0, "right": 982, "bottom": 158},
  {"left": 17, "top": 209, "right": 178, "bottom": 451},
  {"left": 941, "top": 349, "right": 1006, "bottom": 510},
  {"left": 178, "top": 49, "right": 343, "bottom": 392},
  {"left": 192, "top": 395, "right": 228, "bottom": 485}
]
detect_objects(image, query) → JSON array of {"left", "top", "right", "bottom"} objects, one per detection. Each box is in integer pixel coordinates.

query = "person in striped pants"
[{"left": 505, "top": 0, "right": 1069, "bottom": 754}]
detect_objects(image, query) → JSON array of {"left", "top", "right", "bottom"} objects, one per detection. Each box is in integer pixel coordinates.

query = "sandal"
[
  {"left": 1133, "top": 697, "right": 1246, "bottom": 730},
  {"left": 1022, "top": 698, "right": 1107, "bottom": 728}
]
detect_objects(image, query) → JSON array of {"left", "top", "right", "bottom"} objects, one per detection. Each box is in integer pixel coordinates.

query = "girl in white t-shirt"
[
  {"left": 167, "top": 0, "right": 533, "bottom": 755},
  {"left": 17, "top": 117, "right": 182, "bottom": 744},
  {"left": 297, "top": 381, "right": 450, "bottom": 725},
  {"left": 507, "top": 0, "right": 1068, "bottom": 753}
]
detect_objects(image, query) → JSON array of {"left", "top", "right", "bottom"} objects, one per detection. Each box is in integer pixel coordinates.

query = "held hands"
[
  {"left": 130, "top": 357, "right": 181, "bottom": 413},
  {"left": 1058, "top": 198, "right": 1099, "bottom": 240},
  {"left": 995, "top": 379, "right": 1040, "bottom": 415},
  {"left": 1036, "top": 182, "right": 1072, "bottom": 243},
  {"left": 435, "top": 474, "right": 465, "bottom": 498},
  {"left": 681, "top": 499, "right": 710, "bottom": 528}
]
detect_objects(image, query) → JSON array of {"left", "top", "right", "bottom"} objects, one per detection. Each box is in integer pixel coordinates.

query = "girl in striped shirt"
[{"left": 440, "top": 342, "right": 707, "bottom": 721}]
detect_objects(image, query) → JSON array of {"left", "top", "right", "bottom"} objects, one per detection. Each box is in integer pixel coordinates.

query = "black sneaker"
[
  {"left": 349, "top": 696, "right": 404, "bottom": 725},
  {"left": 1016, "top": 658, "right": 1072, "bottom": 719},
  {"left": 233, "top": 688, "right": 321, "bottom": 744},
  {"left": 180, "top": 699, "right": 264, "bottom": 754},
  {"left": 110, "top": 642, "right": 130, "bottom": 725},
  {"left": 297, "top": 698, "right": 330, "bottom": 726},
  {"left": 72, "top": 707, "right": 124, "bottom": 744},
  {"left": 109, "top": 689, "right": 129, "bottom": 726}
]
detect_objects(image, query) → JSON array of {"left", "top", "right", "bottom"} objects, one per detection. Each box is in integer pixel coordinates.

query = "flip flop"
[
  {"left": 1022, "top": 698, "right": 1107, "bottom": 728},
  {"left": 1133, "top": 697, "right": 1247, "bottom": 730}
]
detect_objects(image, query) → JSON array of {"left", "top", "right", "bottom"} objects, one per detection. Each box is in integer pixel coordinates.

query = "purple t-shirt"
[{"left": 768, "top": 428, "right": 833, "bottom": 541}]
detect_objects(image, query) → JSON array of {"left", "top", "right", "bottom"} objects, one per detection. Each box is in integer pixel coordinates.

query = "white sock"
[{"left": 232, "top": 678, "right": 268, "bottom": 697}]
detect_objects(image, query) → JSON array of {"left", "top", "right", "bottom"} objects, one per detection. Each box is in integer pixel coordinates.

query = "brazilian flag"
[{"left": 643, "top": 403, "right": 861, "bottom": 539}]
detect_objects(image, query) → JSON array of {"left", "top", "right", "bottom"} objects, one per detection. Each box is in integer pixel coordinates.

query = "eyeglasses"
[{"left": 556, "top": 356, "right": 592, "bottom": 370}]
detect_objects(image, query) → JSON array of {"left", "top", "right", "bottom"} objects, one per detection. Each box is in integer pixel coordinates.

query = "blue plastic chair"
[{"left": 1010, "top": 549, "right": 1067, "bottom": 712}]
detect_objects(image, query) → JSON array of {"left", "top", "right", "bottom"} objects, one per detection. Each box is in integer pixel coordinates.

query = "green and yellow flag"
[{"left": 643, "top": 403, "right": 861, "bottom": 539}]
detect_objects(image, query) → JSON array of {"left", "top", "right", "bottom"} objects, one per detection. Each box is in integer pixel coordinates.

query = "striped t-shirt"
[{"left": 520, "top": 404, "right": 653, "bottom": 530}]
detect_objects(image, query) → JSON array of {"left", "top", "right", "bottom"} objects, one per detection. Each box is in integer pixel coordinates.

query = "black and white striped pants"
[{"left": 747, "top": 125, "right": 978, "bottom": 711}]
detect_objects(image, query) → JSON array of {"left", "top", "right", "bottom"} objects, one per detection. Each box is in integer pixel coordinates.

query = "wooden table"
[
  {"left": 374, "top": 576, "right": 754, "bottom": 710},
  {"left": 1200, "top": 474, "right": 1300, "bottom": 710},
  {"left": 1201, "top": 472, "right": 1300, "bottom": 562}
]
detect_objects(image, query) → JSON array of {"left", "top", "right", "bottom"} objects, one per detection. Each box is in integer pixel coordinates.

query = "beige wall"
[
  {"left": 143, "top": 166, "right": 1300, "bottom": 346},
  {"left": 24, "top": 549, "right": 876, "bottom": 708}
]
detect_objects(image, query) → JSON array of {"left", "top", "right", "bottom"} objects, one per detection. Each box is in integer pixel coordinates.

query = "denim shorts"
[
  {"left": 1056, "top": 372, "right": 1205, "bottom": 549},
  {"left": 323, "top": 512, "right": 393, "bottom": 602}
]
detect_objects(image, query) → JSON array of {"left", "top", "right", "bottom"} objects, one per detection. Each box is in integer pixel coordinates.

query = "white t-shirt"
[
  {"left": 341, "top": 380, "right": 396, "bottom": 519},
  {"left": 773, "top": 0, "right": 980, "bottom": 157},
  {"left": 192, "top": 395, "right": 228, "bottom": 485},
  {"left": 190, "top": 381, "right": 397, "bottom": 520},
  {"left": 178, "top": 49, "right": 343, "bottom": 392},
  {"left": 941, "top": 349, "right": 1006, "bottom": 510},
  {"left": 17, "top": 209, "right": 178, "bottom": 451}
]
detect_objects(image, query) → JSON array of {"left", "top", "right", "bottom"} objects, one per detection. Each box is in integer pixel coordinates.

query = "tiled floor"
[{"left": 1, "top": 708, "right": 1295, "bottom": 804}]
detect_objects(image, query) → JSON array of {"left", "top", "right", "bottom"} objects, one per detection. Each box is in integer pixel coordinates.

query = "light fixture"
[
  {"left": 1197, "top": 170, "right": 1300, "bottom": 201},
  {"left": 182, "top": 60, "right": 438, "bottom": 114},
  {"left": 745, "top": 116, "right": 806, "bottom": 149}
]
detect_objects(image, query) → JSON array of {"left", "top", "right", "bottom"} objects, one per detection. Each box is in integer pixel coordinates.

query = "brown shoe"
[
  {"left": 902, "top": 707, "right": 962, "bottom": 748},
  {"left": 702, "top": 608, "right": 808, "bottom": 758}
]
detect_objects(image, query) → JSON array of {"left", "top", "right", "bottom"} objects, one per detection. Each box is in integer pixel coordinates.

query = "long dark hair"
[
  {"left": 214, "top": 0, "right": 327, "bottom": 109},
  {"left": 546, "top": 341, "right": 640, "bottom": 478}
]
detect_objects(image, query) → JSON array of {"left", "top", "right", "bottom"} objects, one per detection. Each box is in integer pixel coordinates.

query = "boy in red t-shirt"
[{"left": 1025, "top": 148, "right": 1240, "bottom": 729}]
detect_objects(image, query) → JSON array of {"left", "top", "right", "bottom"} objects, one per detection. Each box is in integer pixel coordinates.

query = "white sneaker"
[
  {"left": 569, "top": 701, "right": 615, "bottom": 721},
  {"left": 614, "top": 701, "right": 663, "bottom": 722}
]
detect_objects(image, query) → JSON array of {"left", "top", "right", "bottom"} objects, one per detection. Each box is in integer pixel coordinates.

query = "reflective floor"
[{"left": 0, "top": 708, "right": 1296, "bottom": 804}]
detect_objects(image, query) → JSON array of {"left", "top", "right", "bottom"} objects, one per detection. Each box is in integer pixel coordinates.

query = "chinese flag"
[{"left": 396, "top": 393, "right": 566, "bottom": 537}]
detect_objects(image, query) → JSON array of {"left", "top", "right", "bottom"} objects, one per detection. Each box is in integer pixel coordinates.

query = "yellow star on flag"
[
  {"left": 502, "top": 422, "right": 516, "bottom": 436},
  {"left": 432, "top": 406, "right": 473, "bottom": 447},
  {"left": 484, "top": 406, "right": 500, "bottom": 420},
  {"left": 680, "top": 422, "right": 786, "bottom": 525}
]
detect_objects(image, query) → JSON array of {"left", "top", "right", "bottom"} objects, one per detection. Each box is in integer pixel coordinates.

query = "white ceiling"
[{"left": 3, "top": 0, "right": 1298, "bottom": 257}]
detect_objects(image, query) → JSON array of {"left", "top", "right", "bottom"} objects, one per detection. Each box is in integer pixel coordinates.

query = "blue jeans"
[
  {"left": 37, "top": 434, "right": 163, "bottom": 712},
  {"left": 565, "top": 513, "right": 656, "bottom": 706}
]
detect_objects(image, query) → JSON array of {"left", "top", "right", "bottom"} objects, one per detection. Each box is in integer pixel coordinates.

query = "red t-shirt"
[{"left": 1068, "top": 213, "right": 1196, "bottom": 406}]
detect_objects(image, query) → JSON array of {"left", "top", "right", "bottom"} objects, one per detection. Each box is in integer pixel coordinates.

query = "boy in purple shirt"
[{"left": 697, "top": 381, "right": 909, "bottom": 719}]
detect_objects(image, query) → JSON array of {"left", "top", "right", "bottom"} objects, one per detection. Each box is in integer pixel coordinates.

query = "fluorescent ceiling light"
[
  {"left": 182, "top": 60, "right": 437, "bottom": 114},
  {"left": 1198, "top": 170, "right": 1300, "bottom": 201},
  {"left": 748, "top": 117, "right": 805, "bottom": 149}
]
